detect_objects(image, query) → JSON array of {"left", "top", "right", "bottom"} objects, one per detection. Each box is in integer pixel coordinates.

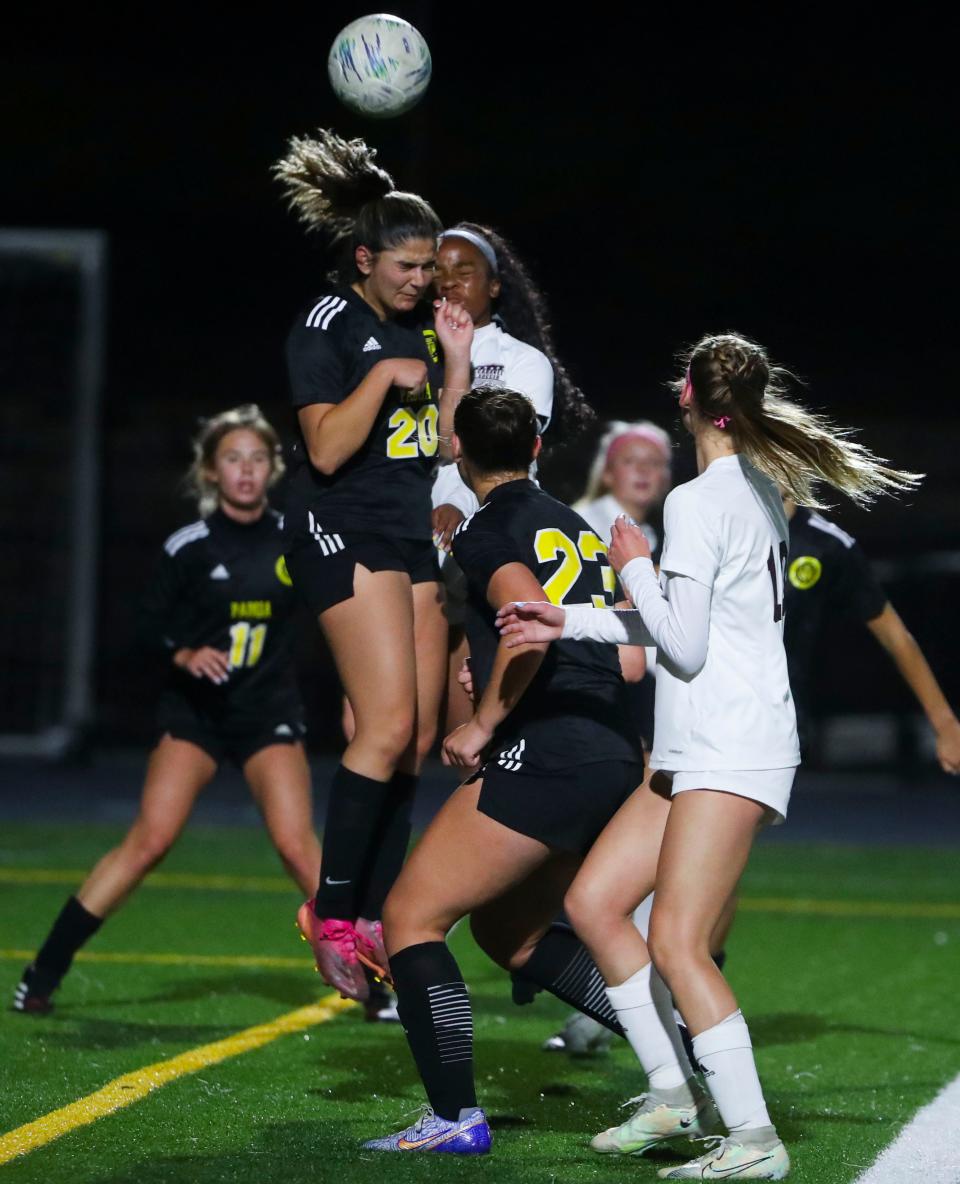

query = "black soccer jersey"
[
  {"left": 285, "top": 286, "right": 443, "bottom": 541},
  {"left": 452, "top": 479, "right": 641, "bottom": 768},
  {"left": 784, "top": 507, "right": 888, "bottom": 710},
  {"left": 142, "top": 509, "right": 302, "bottom": 725}
]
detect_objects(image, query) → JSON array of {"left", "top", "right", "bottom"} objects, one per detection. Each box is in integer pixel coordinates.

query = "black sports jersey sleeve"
[
  {"left": 287, "top": 319, "right": 348, "bottom": 408},
  {"left": 450, "top": 525, "right": 526, "bottom": 600},
  {"left": 139, "top": 549, "right": 189, "bottom": 655},
  {"left": 835, "top": 542, "right": 887, "bottom": 623}
]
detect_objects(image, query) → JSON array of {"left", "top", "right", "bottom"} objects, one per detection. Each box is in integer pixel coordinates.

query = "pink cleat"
[
  {"left": 355, "top": 918, "right": 393, "bottom": 987},
  {"left": 296, "top": 902, "right": 369, "bottom": 1001}
]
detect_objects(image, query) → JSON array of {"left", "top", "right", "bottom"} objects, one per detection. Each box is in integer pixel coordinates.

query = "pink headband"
[{"left": 605, "top": 427, "right": 672, "bottom": 465}]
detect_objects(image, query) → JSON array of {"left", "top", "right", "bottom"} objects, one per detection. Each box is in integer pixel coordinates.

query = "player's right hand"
[
  {"left": 608, "top": 515, "right": 651, "bottom": 572},
  {"left": 432, "top": 503, "right": 465, "bottom": 551},
  {"left": 174, "top": 646, "right": 231, "bottom": 685},
  {"left": 936, "top": 716, "right": 960, "bottom": 775},
  {"left": 386, "top": 357, "right": 428, "bottom": 394},
  {"left": 495, "top": 601, "right": 565, "bottom": 647}
]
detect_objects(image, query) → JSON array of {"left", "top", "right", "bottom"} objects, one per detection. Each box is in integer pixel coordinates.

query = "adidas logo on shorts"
[
  {"left": 273, "top": 724, "right": 293, "bottom": 736},
  {"left": 307, "top": 511, "right": 345, "bottom": 557},
  {"left": 209, "top": 564, "right": 230, "bottom": 580},
  {"left": 497, "top": 738, "right": 525, "bottom": 772},
  {"left": 362, "top": 336, "right": 381, "bottom": 352}
]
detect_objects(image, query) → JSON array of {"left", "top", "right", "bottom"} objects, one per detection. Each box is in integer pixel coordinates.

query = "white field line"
[{"left": 853, "top": 1072, "right": 960, "bottom": 1184}]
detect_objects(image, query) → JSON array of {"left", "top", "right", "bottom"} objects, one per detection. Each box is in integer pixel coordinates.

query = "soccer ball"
[{"left": 328, "top": 14, "right": 432, "bottom": 119}]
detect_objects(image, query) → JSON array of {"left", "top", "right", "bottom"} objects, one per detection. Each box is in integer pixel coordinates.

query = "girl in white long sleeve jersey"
[{"left": 498, "top": 332, "right": 919, "bottom": 1180}]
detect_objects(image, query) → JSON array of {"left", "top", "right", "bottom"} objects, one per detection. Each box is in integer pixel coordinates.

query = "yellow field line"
[
  {"left": 0, "top": 948, "right": 309, "bottom": 969},
  {"left": 0, "top": 868, "right": 292, "bottom": 892},
  {"left": 3, "top": 867, "right": 959, "bottom": 919},
  {"left": 0, "top": 993, "right": 355, "bottom": 1165}
]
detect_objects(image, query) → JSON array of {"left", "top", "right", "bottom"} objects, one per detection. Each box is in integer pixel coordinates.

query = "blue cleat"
[{"left": 363, "top": 1106, "right": 492, "bottom": 1154}]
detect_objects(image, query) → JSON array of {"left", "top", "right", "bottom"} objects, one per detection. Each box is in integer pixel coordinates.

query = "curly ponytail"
[{"left": 273, "top": 129, "right": 441, "bottom": 282}]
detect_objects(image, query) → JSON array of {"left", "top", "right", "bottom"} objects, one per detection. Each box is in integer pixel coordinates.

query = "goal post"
[{"left": 0, "top": 229, "right": 107, "bottom": 758}]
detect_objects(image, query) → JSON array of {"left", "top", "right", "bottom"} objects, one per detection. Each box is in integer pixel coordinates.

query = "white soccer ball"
[{"left": 328, "top": 14, "right": 432, "bottom": 119}]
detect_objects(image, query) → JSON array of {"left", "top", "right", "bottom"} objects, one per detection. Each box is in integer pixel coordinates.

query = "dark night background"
[{"left": 2, "top": 7, "right": 957, "bottom": 750}]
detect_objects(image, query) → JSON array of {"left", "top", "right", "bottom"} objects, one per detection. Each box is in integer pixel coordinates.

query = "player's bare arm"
[
  {"left": 441, "top": 563, "right": 550, "bottom": 769},
  {"left": 866, "top": 602, "right": 960, "bottom": 775},
  {"left": 297, "top": 356, "right": 427, "bottom": 474},
  {"left": 434, "top": 298, "right": 474, "bottom": 457}
]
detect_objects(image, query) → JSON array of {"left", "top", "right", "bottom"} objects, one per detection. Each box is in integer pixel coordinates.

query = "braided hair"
[
  {"left": 273, "top": 129, "right": 441, "bottom": 283},
  {"left": 680, "top": 333, "right": 921, "bottom": 508},
  {"left": 444, "top": 221, "right": 595, "bottom": 446}
]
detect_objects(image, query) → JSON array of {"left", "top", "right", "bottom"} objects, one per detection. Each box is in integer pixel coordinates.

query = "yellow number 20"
[
  {"left": 533, "top": 528, "right": 616, "bottom": 608},
  {"left": 386, "top": 404, "right": 439, "bottom": 459}
]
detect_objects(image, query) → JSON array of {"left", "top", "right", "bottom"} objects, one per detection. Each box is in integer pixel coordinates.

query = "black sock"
[
  {"left": 357, "top": 770, "right": 417, "bottom": 919},
  {"left": 392, "top": 941, "right": 477, "bottom": 1121},
  {"left": 314, "top": 765, "right": 391, "bottom": 918},
  {"left": 33, "top": 896, "right": 103, "bottom": 988},
  {"left": 514, "top": 923, "right": 624, "bottom": 1036}
]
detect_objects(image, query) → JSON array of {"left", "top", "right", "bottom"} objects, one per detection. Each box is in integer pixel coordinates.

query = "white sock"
[
  {"left": 692, "top": 1009, "right": 772, "bottom": 1133},
  {"left": 606, "top": 963, "right": 694, "bottom": 1094}
]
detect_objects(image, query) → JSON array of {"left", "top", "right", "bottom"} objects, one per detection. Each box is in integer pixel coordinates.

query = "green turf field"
[{"left": 2, "top": 822, "right": 958, "bottom": 1183}]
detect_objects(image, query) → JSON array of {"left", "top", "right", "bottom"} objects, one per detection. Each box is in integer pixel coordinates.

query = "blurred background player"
[
  {"left": 274, "top": 129, "right": 472, "bottom": 1000},
  {"left": 14, "top": 405, "right": 320, "bottom": 1014},
  {"left": 573, "top": 419, "right": 673, "bottom": 554},
  {"left": 784, "top": 497, "right": 960, "bottom": 771},
  {"left": 543, "top": 419, "right": 674, "bottom": 1055}
]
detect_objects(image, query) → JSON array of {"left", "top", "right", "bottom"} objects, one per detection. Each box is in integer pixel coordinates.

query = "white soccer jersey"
[
  {"left": 433, "top": 321, "right": 554, "bottom": 516},
  {"left": 650, "top": 455, "right": 799, "bottom": 771}
]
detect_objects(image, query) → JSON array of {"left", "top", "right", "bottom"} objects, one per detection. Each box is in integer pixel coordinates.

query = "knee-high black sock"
[
  {"left": 391, "top": 941, "right": 477, "bottom": 1121},
  {"left": 357, "top": 770, "right": 417, "bottom": 919},
  {"left": 314, "top": 765, "right": 391, "bottom": 918},
  {"left": 32, "top": 896, "right": 102, "bottom": 990},
  {"left": 514, "top": 923, "right": 624, "bottom": 1036}
]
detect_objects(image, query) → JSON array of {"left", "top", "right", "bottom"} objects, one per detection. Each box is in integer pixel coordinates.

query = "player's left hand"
[
  {"left": 433, "top": 297, "right": 474, "bottom": 358},
  {"left": 432, "top": 503, "right": 465, "bottom": 551},
  {"left": 456, "top": 656, "right": 474, "bottom": 702},
  {"left": 608, "top": 515, "right": 651, "bottom": 573},
  {"left": 935, "top": 716, "right": 960, "bottom": 775},
  {"left": 441, "top": 717, "right": 491, "bottom": 769}
]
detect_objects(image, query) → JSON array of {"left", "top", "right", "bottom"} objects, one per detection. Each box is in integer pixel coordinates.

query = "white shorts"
[{"left": 667, "top": 767, "right": 797, "bottom": 825}]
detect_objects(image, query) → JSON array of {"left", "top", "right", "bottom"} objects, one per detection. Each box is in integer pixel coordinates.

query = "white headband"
[{"left": 439, "top": 228, "right": 499, "bottom": 276}]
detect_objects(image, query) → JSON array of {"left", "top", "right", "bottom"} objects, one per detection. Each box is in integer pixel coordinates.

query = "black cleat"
[{"left": 12, "top": 964, "right": 58, "bottom": 1014}]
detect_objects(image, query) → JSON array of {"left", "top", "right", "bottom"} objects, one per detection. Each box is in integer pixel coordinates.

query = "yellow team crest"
[
  {"left": 422, "top": 328, "right": 439, "bottom": 364},
  {"left": 788, "top": 555, "right": 822, "bottom": 590},
  {"left": 275, "top": 555, "right": 293, "bottom": 587}
]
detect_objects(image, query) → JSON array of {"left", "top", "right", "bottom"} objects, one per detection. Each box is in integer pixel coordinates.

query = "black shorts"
[
  {"left": 156, "top": 695, "right": 306, "bottom": 767},
  {"left": 470, "top": 752, "right": 644, "bottom": 855},
  {"left": 284, "top": 513, "right": 440, "bottom": 614}
]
